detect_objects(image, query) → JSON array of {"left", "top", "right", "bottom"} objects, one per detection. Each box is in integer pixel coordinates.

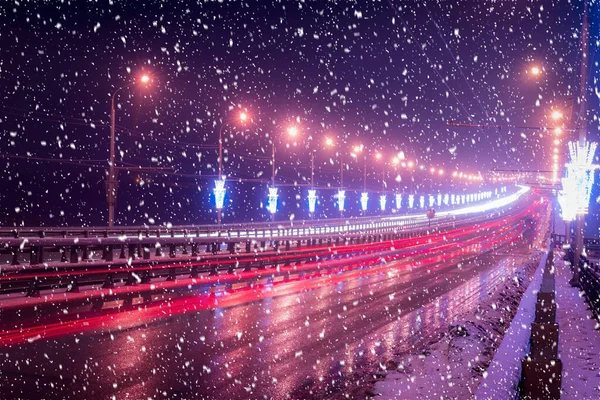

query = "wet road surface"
[{"left": 0, "top": 213, "right": 541, "bottom": 399}]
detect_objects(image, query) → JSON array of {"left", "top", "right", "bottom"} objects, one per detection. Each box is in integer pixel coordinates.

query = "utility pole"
[{"left": 572, "top": 0, "right": 589, "bottom": 286}]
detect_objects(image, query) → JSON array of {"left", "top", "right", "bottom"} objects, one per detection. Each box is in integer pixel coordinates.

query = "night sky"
[{"left": 0, "top": 1, "right": 598, "bottom": 232}]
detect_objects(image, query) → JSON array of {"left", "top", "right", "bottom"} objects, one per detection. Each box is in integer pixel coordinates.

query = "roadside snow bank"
[{"left": 373, "top": 250, "right": 543, "bottom": 399}]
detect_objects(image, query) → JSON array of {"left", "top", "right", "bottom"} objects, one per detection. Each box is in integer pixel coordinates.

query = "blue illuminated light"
[
  {"left": 308, "top": 189, "right": 317, "bottom": 214},
  {"left": 408, "top": 194, "right": 415, "bottom": 208},
  {"left": 213, "top": 178, "right": 226, "bottom": 210},
  {"left": 267, "top": 187, "right": 278, "bottom": 214},
  {"left": 360, "top": 192, "right": 369, "bottom": 211},
  {"left": 379, "top": 195, "right": 387, "bottom": 211},
  {"left": 395, "top": 193, "right": 402, "bottom": 209},
  {"left": 419, "top": 196, "right": 425, "bottom": 208},
  {"left": 336, "top": 190, "right": 346, "bottom": 212}
]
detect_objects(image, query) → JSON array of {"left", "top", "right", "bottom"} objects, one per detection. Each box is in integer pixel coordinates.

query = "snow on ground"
[
  {"left": 556, "top": 255, "right": 600, "bottom": 399},
  {"left": 373, "top": 250, "right": 543, "bottom": 399}
]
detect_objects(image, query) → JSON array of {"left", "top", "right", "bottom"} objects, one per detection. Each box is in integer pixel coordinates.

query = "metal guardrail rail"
[{"left": 579, "top": 263, "right": 600, "bottom": 323}]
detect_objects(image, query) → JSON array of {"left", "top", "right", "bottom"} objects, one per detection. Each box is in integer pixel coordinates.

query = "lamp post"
[
  {"left": 352, "top": 144, "right": 368, "bottom": 213},
  {"left": 267, "top": 125, "right": 298, "bottom": 222},
  {"left": 107, "top": 74, "right": 150, "bottom": 227},
  {"left": 216, "top": 111, "right": 248, "bottom": 225}
]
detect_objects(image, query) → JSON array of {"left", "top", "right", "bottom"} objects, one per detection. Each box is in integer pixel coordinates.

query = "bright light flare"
[
  {"left": 140, "top": 74, "right": 150, "bottom": 83},
  {"left": 551, "top": 110, "right": 563, "bottom": 120},
  {"left": 530, "top": 66, "right": 541, "bottom": 76}
]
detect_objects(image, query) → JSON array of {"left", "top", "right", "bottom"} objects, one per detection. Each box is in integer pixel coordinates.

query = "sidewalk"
[{"left": 555, "top": 254, "right": 600, "bottom": 399}]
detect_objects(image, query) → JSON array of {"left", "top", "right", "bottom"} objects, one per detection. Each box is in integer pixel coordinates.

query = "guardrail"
[
  {"left": 0, "top": 189, "right": 531, "bottom": 268},
  {"left": 0, "top": 207, "right": 530, "bottom": 300},
  {"left": 579, "top": 261, "right": 600, "bottom": 324}
]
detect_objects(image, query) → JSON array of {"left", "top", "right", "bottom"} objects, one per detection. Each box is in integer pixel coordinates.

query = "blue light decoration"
[
  {"left": 409, "top": 194, "right": 415, "bottom": 208},
  {"left": 451, "top": 194, "right": 456, "bottom": 205},
  {"left": 419, "top": 196, "right": 425, "bottom": 208},
  {"left": 379, "top": 195, "right": 387, "bottom": 211},
  {"left": 395, "top": 193, "right": 402, "bottom": 209},
  {"left": 428, "top": 195, "right": 434, "bottom": 207},
  {"left": 360, "top": 192, "right": 369, "bottom": 211},
  {"left": 437, "top": 194, "right": 442, "bottom": 207},
  {"left": 336, "top": 190, "right": 346, "bottom": 212},
  {"left": 213, "top": 178, "right": 226, "bottom": 210},
  {"left": 461, "top": 194, "right": 466, "bottom": 204},
  {"left": 443, "top": 194, "right": 449, "bottom": 206},
  {"left": 267, "top": 187, "right": 278, "bottom": 214},
  {"left": 308, "top": 189, "right": 317, "bottom": 214}
]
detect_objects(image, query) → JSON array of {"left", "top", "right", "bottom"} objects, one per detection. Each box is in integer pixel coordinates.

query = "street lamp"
[{"left": 107, "top": 73, "right": 151, "bottom": 227}]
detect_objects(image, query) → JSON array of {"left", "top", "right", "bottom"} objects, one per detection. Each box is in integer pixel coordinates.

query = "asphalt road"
[{"left": 0, "top": 217, "right": 536, "bottom": 400}]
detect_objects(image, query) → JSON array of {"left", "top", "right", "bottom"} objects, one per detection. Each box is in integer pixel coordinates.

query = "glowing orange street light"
[
  {"left": 438, "top": 169, "right": 444, "bottom": 176},
  {"left": 452, "top": 171, "right": 458, "bottom": 177},
  {"left": 530, "top": 66, "right": 541, "bottom": 76},
  {"left": 325, "top": 137, "right": 334, "bottom": 147},
  {"left": 239, "top": 111, "right": 248, "bottom": 122},
  {"left": 140, "top": 74, "right": 150, "bottom": 83},
  {"left": 407, "top": 160, "right": 414, "bottom": 168},
  {"left": 554, "top": 127, "right": 563, "bottom": 135},
  {"left": 287, "top": 126, "right": 298, "bottom": 137}
]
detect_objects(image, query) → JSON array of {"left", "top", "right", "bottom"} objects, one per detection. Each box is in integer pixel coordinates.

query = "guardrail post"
[
  {"left": 167, "top": 268, "right": 177, "bottom": 281},
  {"left": 129, "top": 244, "right": 138, "bottom": 260},
  {"left": 70, "top": 246, "right": 79, "bottom": 263},
  {"left": 119, "top": 244, "right": 126, "bottom": 259},
  {"left": 190, "top": 265, "right": 199, "bottom": 278},
  {"left": 29, "top": 247, "right": 39, "bottom": 265},
  {"left": 141, "top": 270, "right": 152, "bottom": 284},
  {"left": 182, "top": 230, "right": 188, "bottom": 255},
  {"left": 286, "top": 240, "right": 291, "bottom": 251},
  {"left": 11, "top": 246, "right": 20, "bottom": 265},
  {"left": 169, "top": 244, "right": 176, "bottom": 258},
  {"left": 26, "top": 278, "right": 40, "bottom": 297},
  {"left": 192, "top": 243, "right": 199, "bottom": 257},
  {"left": 102, "top": 273, "right": 115, "bottom": 289},
  {"left": 66, "top": 276, "right": 79, "bottom": 293},
  {"left": 82, "top": 230, "right": 89, "bottom": 261},
  {"left": 125, "top": 271, "right": 137, "bottom": 286},
  {"left": 209, "top": 263, "right": 219, "bottom": 276},
  {"left": 228, "top": 242, "right": 235, "bottom": 254},
  {"left": 142, "top": 246, "right": 150, "bottom": 260}
]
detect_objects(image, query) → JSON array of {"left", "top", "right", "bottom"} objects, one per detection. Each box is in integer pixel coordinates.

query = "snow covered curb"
[{"left": 473, "top": 249, "right": 549, "bottom": 400}]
